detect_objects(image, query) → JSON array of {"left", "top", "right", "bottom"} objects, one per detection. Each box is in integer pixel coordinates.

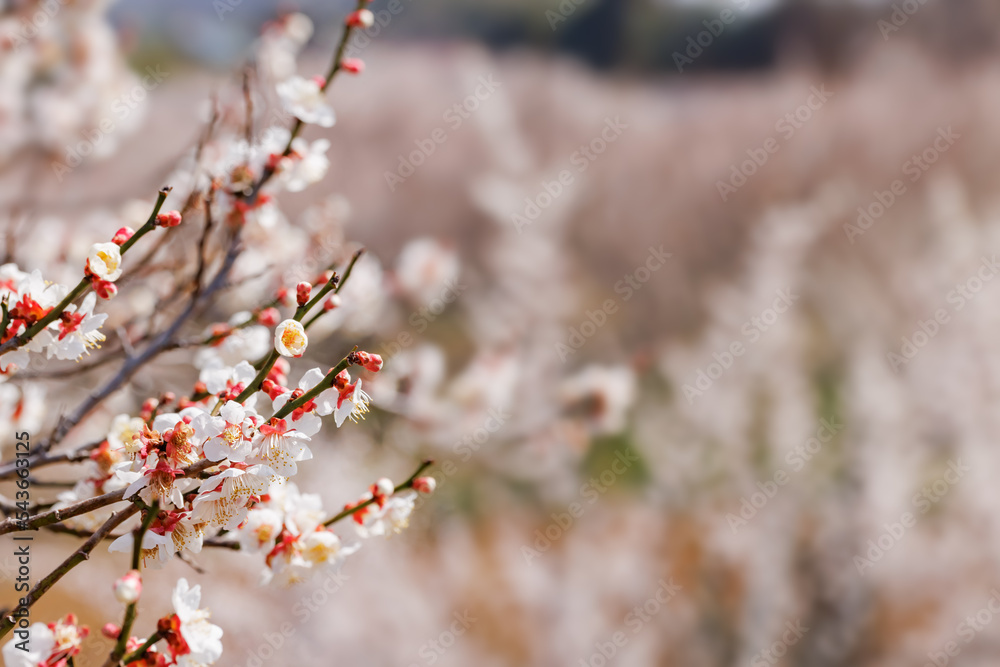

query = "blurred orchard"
[{"left": 4, "top": 0, "right": 1000, "bottom": 666}]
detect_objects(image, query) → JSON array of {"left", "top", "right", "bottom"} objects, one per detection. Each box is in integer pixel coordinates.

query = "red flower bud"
[
  {"left": 156, "top": 210, "right": 183, "bottom": 228},
  {"left": 93, "top": 279, "right": 118, "bottom": 300},
  {"left": 342, "top": 58, "right": 365, "bottom": 74},
  {"left": 412, "top": 477, "right": 436, "bottom": 494},
  {"left": 101, "top": 623, "right": 121, "bottom": 639},
  {"left": 355, "top": 351, "right": 383, "bottom": 372},
  {"left": 112, "top": 226, "right": 135, "bottom": 245},
  {"left": 258, "top": 307, "right": 280, "bottom": 327},
  {"left": 345, "top": 8, "right": 374, "bottom": 28},
  {"left": 324, "top": 295, "right": 341, "bottom": 311},
  {"left": 296, "top": 282, "right": 312, "bottom": 307}
]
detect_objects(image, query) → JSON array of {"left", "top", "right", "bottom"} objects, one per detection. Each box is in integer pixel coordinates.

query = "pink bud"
[
  {"left": 101, "top": 623, "right": 121, "bottom": 639},
  {"left": 296, "top": 282, "right": 312, "bottom": 307},
  {"left": 156, "top": 210, "right": 182, "bottom": 228},
  {"left": 93, "top": 279, "right": 118, "bottom": 300},
  {"left": 113, "top": 570, "right": 142, "bottom": 604},
  {"left": 324, "top": 295, "right": 342, "bottom": 311},
  {"left": 112, "top": 226, "right": 135, "bottom": 245},
  {"left": 273, "top": 357, "right": 290, "bottom": 378},
  {"left": 258, "top": 307, "right": 280, "bottom": 327},
  {"left": 354, "top": 350, "right": 383, "bottom": 372},
  {"left": 412, "top": 477, "right": 436, "bottom": 494},
  {"left": 311, "top": 75, "right": 327, "bottom": 89},
  {"left": 346, "top": 9, "right": 374, "bottom": 28},
  {"left": 342, "top": 58, "right": 365, "bottom": 74}
]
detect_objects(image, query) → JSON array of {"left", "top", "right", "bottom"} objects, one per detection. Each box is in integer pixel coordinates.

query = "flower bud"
[
  {"left": 342, "top": 58, "right": 365, "bottom": 74},
  {"left": 193, "top": 381, "right": 208, "bottom": 395},
  {"left": 258, "top": 307, "right": 280, "bottom": 327},
  {"left": 272, "top": 357, "right": 291, "bottom": 379},
  {"left": 346, "top": 9, "right": 374, "bottom": 28},
  {"left": 113, "top": 570, "right": 142, "bottom": 604},
  {"left": 333, "top": 369, "right": 352, "bottom": 390},
  {"left": 374, "top": 477, "right": 394, "bottom": 497},
  {"left": 324, "top": 295, "right": 341, "bottom": 311},
  {"left": 360, "top": 352, "right": 383, "bottom": 373},
  {"left": 296, "top": 282, "right": 312, "bottom": 307},
  {"left": 112, "top": 226, "right": 135, "bottom": 245},
  {"left": 412, "top": 477, "right": 436, "bottom": 494},
  {"left": 92, "top": 279, "right": 118, "bottom": 300},
  {"left": 101, "top": 623, "right": 121, "bottom": 639},
  {"left": 156, "top": 210, "right": 183, "bottom": 228},
  {"left": 311, "top": 75, "right": 327, "bottom": 88}
]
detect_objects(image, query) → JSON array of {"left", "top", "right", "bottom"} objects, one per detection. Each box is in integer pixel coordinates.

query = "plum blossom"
[
  {"left": 193, "top": 463, "right": 273, "bottom": 529},
  {"left": 107, "top": 413, "right": 145, "bottom": 453},
  {"left": 113, "top": 570, "right": 143, "bottom": 604},
  {"left": 355, "top": 491, "right": 418, "bottom": 539},
  {"left": 277, "top": 137, "right": 331, "bottom": 192},
  {"left": 276, "top": 75, "right": 335, "bottom": 128},
  {"left": 199, "top": 359, "right": 258, "bottom": 398},
  {"left": 334, "top": 375, "right": 372, "bottom": 427},
  {"left": 194, "top": 401, "right": 258, "bottom": 463},
  {"left": 87, "top": 241, "right": 123, "bottom": 281},
  {"left": 2, "top": 616, "right": 88, "bottom": 667},
  {"left": 44, "top": 292, "right": 107, "bottom": 360},
  {"left": 116, "top": 451, "right": 189, "bottom": 509},
  {"left": 251, "top": 418, "right": 312, "bottom": 477},
  {"left": 274, "top": 319, "right": 308, "bottom": 357},
  {"left": 158, "top": 578, "right": 223, "bottom": 667}
]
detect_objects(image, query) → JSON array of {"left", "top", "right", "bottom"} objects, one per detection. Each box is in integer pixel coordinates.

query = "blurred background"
[{"left": 6, "top": 0, "right": 1000, "bottom": 665}]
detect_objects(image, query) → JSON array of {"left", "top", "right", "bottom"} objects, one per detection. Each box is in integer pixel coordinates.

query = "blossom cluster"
[{"left": 0, "top": 3, "right": 445, "bottom": 666}]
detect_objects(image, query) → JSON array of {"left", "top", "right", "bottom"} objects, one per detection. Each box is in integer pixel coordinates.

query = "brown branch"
[
  {"left": 323, "top": 460, "right": 434, "bottom": 527},
  {"left": 0, "top": 503, "right": 140, "bottom": 640}
]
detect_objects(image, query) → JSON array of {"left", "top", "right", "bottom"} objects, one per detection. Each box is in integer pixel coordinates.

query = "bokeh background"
[{"left": 6, "top": 0, "right": 1000, "bottom": 665}]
